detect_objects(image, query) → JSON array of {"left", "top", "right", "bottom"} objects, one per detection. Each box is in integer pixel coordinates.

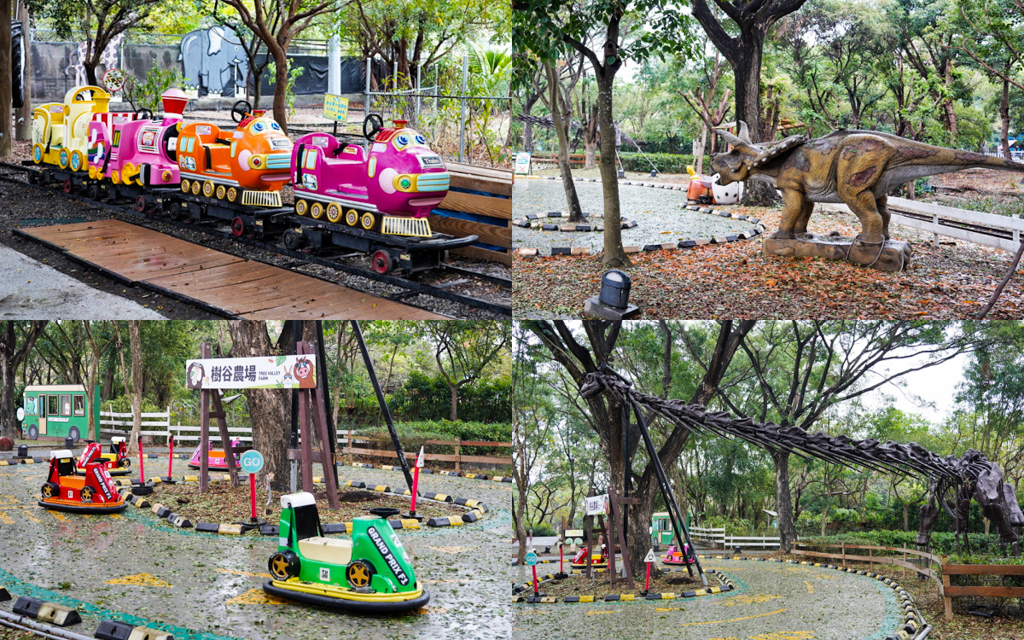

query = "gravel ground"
[
  {"left": 0, "top": 164, "right": 508, "bottom": 319},
  {"left": 0, "top": 456, "right": 513, "bottom": 640},
  {"left": 514, "top": 205, "right": 1024, "bottom": 319},
  {"left": 513, "top": 180, "right": 744, "bottom": 253},
  {"left": 513, "top": 557, "right": 900, "bottom": 640}
]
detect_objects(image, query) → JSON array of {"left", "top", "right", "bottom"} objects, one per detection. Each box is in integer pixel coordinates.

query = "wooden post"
[
  {"left": 199, "top": 343, "right": 211, "bottom": 493},
  {"left": 868, "top": 547, "right": 873, "bottom": 570},
  {"left": 307, "top": 348, "right": 339, "bottom": 508},
  {"left": 455, "top": 441, "right": 461, "bottom": 473},
  {"left": 842, "top": 542, "right": 846, "bottom": 568},
  {"left": 211, "top": 390, "right": 240, "bottom": 486},
  {"left": 942, "top": 573, "right": 953, "bottom": 621}
]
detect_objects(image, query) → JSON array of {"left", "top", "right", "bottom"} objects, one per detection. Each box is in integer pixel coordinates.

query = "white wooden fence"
[
  {"left": 99, "top": 407, "right": 252, "bottom": 445},
  {"left": 827, "top": 196, "right": 1024, "bottom": 257},
  {"left": 690, "top": 525, "right": 782, "bottom": 549}
]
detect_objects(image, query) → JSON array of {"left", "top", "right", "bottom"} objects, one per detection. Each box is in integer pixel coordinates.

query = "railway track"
[{"left": 0, "top": 161, "right": 511, "bottom": 318}]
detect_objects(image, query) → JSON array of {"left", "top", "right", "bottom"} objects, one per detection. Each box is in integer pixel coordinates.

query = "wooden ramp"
[{"left": 17, "top": 220, "right": 442, "bottom": 319}]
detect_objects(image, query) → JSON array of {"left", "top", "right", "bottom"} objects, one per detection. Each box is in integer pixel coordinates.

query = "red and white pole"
[
  {"left": 532, "top": 564, "right": 539, "bottom": 596},
  {"left": 645, "top": 559, "right": 651, "bottom": 592},
  {"left": 249, "top": 472, "right": 257, "bottom": 520},
  {"left": 410, "top": 446, "right": 423, "bottom": 515},
  {"left": 137, "top": 441, "right": 146, "bottom": 484},
  {"left": 560, "top": 543, "right": 564, "bottom": 574}
]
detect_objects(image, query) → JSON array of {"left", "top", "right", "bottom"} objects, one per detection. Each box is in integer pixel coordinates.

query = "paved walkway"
[
  {"left": 0, "top": 459, "right": 513, "bottom": 639},
  {"left": 512, "top": 556, "right": 901, "bottom": 640},
  {"left": 0, "top": 242, "right": 165, "bottom": 318}
]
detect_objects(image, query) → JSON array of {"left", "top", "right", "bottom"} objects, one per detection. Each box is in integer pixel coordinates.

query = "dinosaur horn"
[
  {"left": 718, "top": 130, "right": 750, "bottom": 149},
  {"left": 737, "top": 121, "right": 751, "bottom": 144}
]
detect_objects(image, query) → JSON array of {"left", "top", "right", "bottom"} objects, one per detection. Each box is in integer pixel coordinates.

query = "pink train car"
[
  {"left": 290, "top": 120, "right": 450, "bottom": 238},
  {"left": 87, "top": 89, "right": 188, "bottom": 188}
]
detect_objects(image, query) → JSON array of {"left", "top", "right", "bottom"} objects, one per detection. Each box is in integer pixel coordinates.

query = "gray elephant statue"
[{"left": 179, "top": 26, "right": 248, "bottom": 97}]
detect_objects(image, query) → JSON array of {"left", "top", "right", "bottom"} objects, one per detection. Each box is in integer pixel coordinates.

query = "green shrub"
[
  {"left": 388, "top": 371, "right": 511, "bottom": 424},
  {"left": 619, "top": 152, "right": 694, "bottom": 175},
  {"left": 346, "top": 420, "right": 512, "bottom": 457},
  {"left": 800, "top": 530, "right": 1008, "bottom": 557},
  {"left": 122, "top": 67, "right": 185, "bottom": 113},
  {"left": 526, "top": 522, "right": 557, "bottom": 537}
]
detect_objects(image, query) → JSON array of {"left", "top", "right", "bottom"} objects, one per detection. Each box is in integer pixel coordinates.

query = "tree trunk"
[
  {"left": 14, "top": 2, "right": 31, "bottom": 142},
  {"left": 449, "top": 382, "right": 459, "bottom": 422},
  {"left": 126, "top": 322, "right": 144, "bottom": 454},
  {"left": 84, "top": 60, "right": 99, "bottom": 87},
  {"left": 596, "top": 72, "right": 629, "bottom": 267},
  {"left": 1000, "top": 79, "right": 1011, "bottom": 160},
  {"left": 694, "top": 125, "right": 708, "bottom": 175},
  {"left": 0, "top": 0, "right": 12, "bottom": 158},
  {"left": 545, "top": 63, "right": 585, "bottom": 223},
  {"left": 271, "top": 46, "right": 290, "bottom": 134},
  {"left": 584, "top": 137, "right": 597, "bottom": 171},
  {"left": 228, "top": 321, "right": 291, "bottom": 492},
  {"left": 772, "top": 449, "right": 797, "bottom": 553},
  {"left": 0, "top": 322, "right": 44, "bottom": 439},
  {"left": 731, "top": 30, "right": 779, "bottom": 207}
]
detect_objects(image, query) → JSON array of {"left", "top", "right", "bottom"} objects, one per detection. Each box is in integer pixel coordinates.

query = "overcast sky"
[{"left": 857, "top": 352, "right": 969, "bottom": 424}]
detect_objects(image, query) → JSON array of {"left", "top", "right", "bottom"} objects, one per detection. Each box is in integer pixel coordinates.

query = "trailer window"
[
  {"left": 303, "top": 149, "right": 317, "bottom": 170},
  {"left": 48, "top": 395, "right": 59, "bottom": 417},
  {"left": 61, "top": 395, "right": 72, "bottom": 416},
  {"left": 73, "top": 396, "right": 85, "bottom": 417}
]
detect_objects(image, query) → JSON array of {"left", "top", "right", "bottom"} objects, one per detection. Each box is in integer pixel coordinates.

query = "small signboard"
[
  {"left": 514, "top": 151, "right": 531, "bottom": 175},
  {"left": 644, "top": 549, "right": 656, "bottom": 563},
  {"left": 585, "top": 494, "right": 608, "bottom": 516},
  {"left": 186, "top": 355, "right": 317, "bottom": 390},
  {"left": 240, "top": 450, "right": 265, "bottom": 475},
  {"left": 323, "top": 94, "right": 349, "bottom": 122},
  {"left": 525, "top": 551, "right": 538, "bottom": 566}
]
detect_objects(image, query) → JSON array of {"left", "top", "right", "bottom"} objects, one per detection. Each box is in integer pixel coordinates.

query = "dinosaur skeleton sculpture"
[
  {"left": 580, "top": 369, "right": 1024, "bottom": 554},
  {"left": 710, "top": 121, "right": 1024, "bottom": 248}
]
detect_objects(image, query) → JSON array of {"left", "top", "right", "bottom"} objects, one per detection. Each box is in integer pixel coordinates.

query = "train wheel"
[
  {"left": 62, "top": 179, "right": 73, "bottom": 194},
  {"left": 215, "top": 185, "right": 226, "bottom": 200},
  {"left": 227, "top": 187, "right": 239, "bottom": 203},
  {"left": 122, "top": 162, "right": 137, "bottom": 184},
  {"left": 370, "top": 250, "right": 393, "bottom": 274},
  {"left": 191, "top": 180, "right": 202, "bottom": 196},
  {"left": 295, "top": 199, "right": 308, "bottom": 216},
  {"left": 345, "top": 209, "right": 358, "bottom": 226},
  {"left": 168, "top": 203, "right": 183, "bottom": 221},
  {"left": 87, "top": 184, "right": 100, "bottom": 200},
  {"left": 180, "top": 179, "right": 190, "bottom": 194},
  {"left": 282, "top": 229, "right": 304, "bottom": 250},
  {"left": 111, "top": 170, "right": 121, "bottom": 185},
  {"left": 326, "top": 203, "right": 343, "bottom": 224},
  {"left": 70, "top": 150, "right": 85, "bottom": 172},
  {"left": 360, "top": 212, "right": 376, "bottom": 231},
  {"left": 58, "top": 148, "right": 70, "bottom": 169},
  {"left": 135, "top": 196, "right": 149, "bottom": 213},
  {"left": 310, "top": 202, "right": 325, "bottom": 220},
  {"left": 231, "top": 217, "right": 245, "bottom": 237},
  {"left": 32, "top": 143, "right": 44, "bottom": 164},
  {"left": 202, "top": 180, "right": 215, "bottom": 198}
]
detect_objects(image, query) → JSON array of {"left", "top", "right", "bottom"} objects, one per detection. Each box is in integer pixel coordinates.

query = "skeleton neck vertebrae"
[{"left": 580, "top": 369, "right": 1024, "bottom": 554}]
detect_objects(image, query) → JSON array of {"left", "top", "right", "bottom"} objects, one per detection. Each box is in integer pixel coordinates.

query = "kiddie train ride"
[{"left": 26, "top": 86, "right": 478, "bottom": 276}]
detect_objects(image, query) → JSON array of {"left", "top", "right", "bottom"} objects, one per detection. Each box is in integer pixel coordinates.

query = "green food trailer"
[
  {"left": 20, "top": 385, "right": 100, "bottom": 442},
  {"left": 651, "top": 512, "right": 674, "bottom": 545}
]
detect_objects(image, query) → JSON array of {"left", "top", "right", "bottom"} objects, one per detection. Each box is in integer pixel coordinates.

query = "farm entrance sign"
[{"left": 186, "top": 355, "right": 317, "bottom": 390}]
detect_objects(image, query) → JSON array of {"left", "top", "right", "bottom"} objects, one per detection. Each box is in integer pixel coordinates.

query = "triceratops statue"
[{"left": 711, "top": 122, "right": 1024, "bottom": 270}]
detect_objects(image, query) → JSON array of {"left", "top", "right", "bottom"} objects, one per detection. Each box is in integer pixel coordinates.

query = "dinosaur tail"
[{"left": 950, "top": 149, "right": 1024, "bottom": 174}]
